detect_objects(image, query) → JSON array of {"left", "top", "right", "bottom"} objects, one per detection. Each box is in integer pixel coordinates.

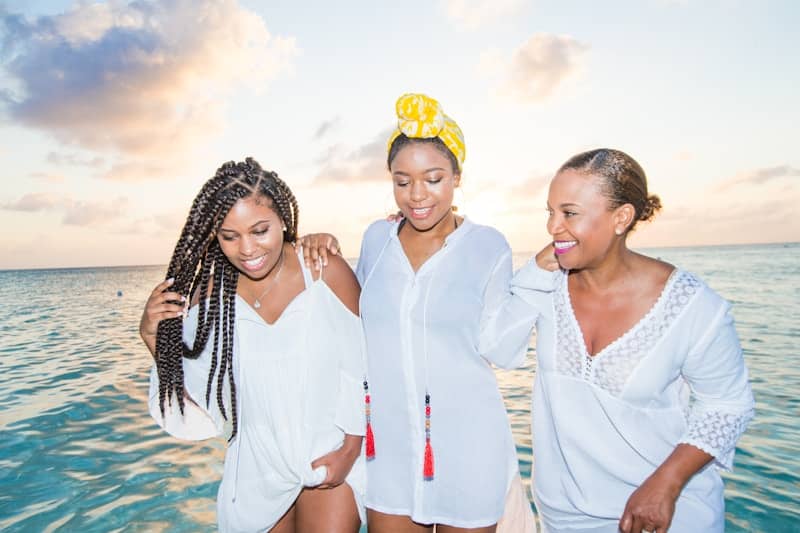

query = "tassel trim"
[
  {"left": 364, "top": 380, "right": 375, "bottom": 460},
  {"left": 423, "top": 393, "right": 434, "bottom": 481}
]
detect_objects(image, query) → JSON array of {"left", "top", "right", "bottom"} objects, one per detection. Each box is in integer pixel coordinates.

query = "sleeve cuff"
[
  {"left": 148, "top": 364, "right": 221, "bottom": 441},
  {"left": 512, "top": 259, "right": 561, "bottom": 294},
  {"left": 680, "top": 407, "right": 754, "bottom": 471}
]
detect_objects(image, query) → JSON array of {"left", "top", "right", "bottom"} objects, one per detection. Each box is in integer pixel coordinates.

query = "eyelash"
[
  {"left": 220, "top": 228, "right": 269, "bottom": 241},
  {"left": 545, "top": 209, "right": 577, "bottom": 218},
  {"left": 395, "top": 177, "right": 444, "bottom": 187}
]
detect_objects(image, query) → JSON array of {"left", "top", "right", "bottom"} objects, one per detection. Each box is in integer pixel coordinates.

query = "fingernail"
[
  {"left": 167, "top": 277, "right": 174, "bottom": 283},
  {"left": 181, "top": 295, "right": 186, "bottom": 302}
]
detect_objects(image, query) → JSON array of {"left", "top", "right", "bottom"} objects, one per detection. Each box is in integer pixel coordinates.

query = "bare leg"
[
  {"left": 367, "top": 509, "right": 497, "bottom": 533},
  {"left": 295, "top": 483, "right": 361, "bottom": 533},
  {"left": 437, "top": 524, "right": 497, "bottom": 533},
  {"left": 367, "top": 509, "right": 433, "bottom": 533},
  {"left": 269, "top": 503, "right": 296, "bottom": 533}
]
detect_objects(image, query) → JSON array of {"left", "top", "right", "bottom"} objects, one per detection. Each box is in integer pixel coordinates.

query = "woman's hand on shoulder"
[
  {"left": 535, "top": 243, "right": 560, "bottom": 272},
  {"left": 297, "top": 233, "right": 340, "bottom": 270},
  {"left": 139, "top": 278, "right": 187, "bottom": 355}
]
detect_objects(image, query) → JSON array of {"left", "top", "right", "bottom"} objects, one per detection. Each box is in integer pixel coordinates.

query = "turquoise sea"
[{"left": 0, "top": 243, "right": 797, "bottom": 532}]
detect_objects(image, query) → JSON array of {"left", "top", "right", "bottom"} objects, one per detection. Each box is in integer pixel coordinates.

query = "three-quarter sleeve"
[
  {"left": 148, "top": 363, "right": 223, "bottom": 440},
  {"left": 679, "top": 298, "right": 754, "bottom": 470},
  {"left": 478, "top": 251, "right": 540, "bottom": 369}
]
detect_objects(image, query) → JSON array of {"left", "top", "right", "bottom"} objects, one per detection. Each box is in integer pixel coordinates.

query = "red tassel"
[
  {"left": 365, "top": 421, "right": 376, "bottom": 460},
  {"left": 423, "top": 392, "right": 434, "bottom": 480},
  {"left": 423, "top": 439, "right": 434, "bottom": 480},
  {"left": 364, "top": 382, "right": 375, "bottom": 460}
]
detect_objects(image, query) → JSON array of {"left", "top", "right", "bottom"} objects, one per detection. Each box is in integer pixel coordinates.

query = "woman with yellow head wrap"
[{"left": 301, "top": 93, "right": 537, "bottom": 532}]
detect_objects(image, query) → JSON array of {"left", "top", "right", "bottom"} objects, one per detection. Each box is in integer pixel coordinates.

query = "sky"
[{"left": 0, "top": 0, "right": 797, "bottom": 269}]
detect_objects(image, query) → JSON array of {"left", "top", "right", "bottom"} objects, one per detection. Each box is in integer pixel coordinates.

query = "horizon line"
[{"left": 1, "top": 241, "right": 796, "bottom": 273}]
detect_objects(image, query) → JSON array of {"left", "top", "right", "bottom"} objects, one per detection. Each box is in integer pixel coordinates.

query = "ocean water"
[{"left": 0, "top": 242, "right": 797, "bottom": 532}]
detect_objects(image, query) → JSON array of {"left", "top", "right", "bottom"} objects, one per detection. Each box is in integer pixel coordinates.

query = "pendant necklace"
[{"left": 252, "top": 248, "right": 285, "bottom": 309}]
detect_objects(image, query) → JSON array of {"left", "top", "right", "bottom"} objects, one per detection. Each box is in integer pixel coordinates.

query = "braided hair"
[{"left": 155, "top": 157, "right": 299, "bottom": 441}]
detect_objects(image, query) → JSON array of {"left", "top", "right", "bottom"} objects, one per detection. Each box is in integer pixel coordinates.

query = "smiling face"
[
  {"left": 546, "top": 169, "right": 633, "bottom": 270},
  {"left": 217, "top": 194, "right": 285, "bottom": 280},
  {"left": 390, "top": 141, "right": 460, "bottom": 232}
]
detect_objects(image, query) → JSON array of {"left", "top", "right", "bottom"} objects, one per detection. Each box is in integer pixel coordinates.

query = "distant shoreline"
[{"left": 1, "top": 241, "right": 797, "bottom": 273}]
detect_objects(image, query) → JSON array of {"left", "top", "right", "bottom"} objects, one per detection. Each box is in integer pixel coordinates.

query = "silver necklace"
[{"left": 252, "top": 249, "right": 285, "bottom": 309}]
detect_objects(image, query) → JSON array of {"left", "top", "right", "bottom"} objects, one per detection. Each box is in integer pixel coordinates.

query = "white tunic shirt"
[
  {"left": 148, "top": 251, "right": 366, "bottom": 532},
  {"left": 356, "top": 219, "right": 535, "bottom": 527},
  {"left": 509, "top": 263, "right": 754, "bottom": 532}
]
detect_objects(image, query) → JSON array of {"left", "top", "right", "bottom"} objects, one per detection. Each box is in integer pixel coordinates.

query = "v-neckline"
[
  {"left": 236, "top": 285, "right": 312, "bottom": 327},
  {"left": 563, "top": 268, "right": 679, "bottom": 359},
  {"left": 394, "top": 216, "right": 467, "bottom": 275},
  {"left": 236, "top": 247, "right": 316, "bottom": 327}
]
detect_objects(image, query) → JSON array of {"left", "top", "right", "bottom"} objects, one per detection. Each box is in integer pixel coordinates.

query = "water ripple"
[{"left": 0, "top": 245, "right": 798, "bottom": 531}]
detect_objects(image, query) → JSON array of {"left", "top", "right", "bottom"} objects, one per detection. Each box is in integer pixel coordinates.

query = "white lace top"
[{"left": 508, "top": 263, "right": 754, "bottom": 532}]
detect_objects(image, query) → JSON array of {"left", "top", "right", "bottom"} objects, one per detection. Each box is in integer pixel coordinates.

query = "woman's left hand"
[
  {"left": 618, "top": 474, "right": 680, "bottom": 533},
  {"left": 310, "top": 435, "right": 362, "bottom": 489},
  {"left": 297, "top": 233, "right": 340, "bottom": 269}
]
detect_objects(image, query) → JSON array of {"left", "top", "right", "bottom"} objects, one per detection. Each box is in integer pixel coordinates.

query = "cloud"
[
  {"left": 99, "top": 159, "right": 174, "bottom": 181},
  {"left": 313, "top": 129, "right": 393, "bottom": 184},
  {"left": 717, "top": 165, "right": 800, "bottom": 191},
  {"left": 47, "top": 152, "right": 105, "bottom": 168},
  {"left": 63, "top": 197, "right": 128, "bottom": 226},
  {"left": 482, "top": 34, "right": 588, "bottom": 103},
  {"left": 1, "top": 192, "right": 62, "bottom": 211},
  {"left": 1, "top": 192, "right": 127, "bottom": 226},
  {"left": 313, "top": 117, "right": 341, "bottom": 141},
  {"left": 443, "top": 0, "right": 526, "bottom": 30},
  {"left": 506, "top": 34, "right": 588, "bottom": 102},
  {"left": 29, "top": 172, "right": 66, "bottom": 183},
  {"left": 1, "top": 0, "right": 297, "bottom": 175},
  {"left": 637, "top": 194, "right": 800, "bottom": 247}
]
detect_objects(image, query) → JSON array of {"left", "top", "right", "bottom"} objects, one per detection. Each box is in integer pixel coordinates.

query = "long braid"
[
  {"left": 204, "top": 245, "right": 225, "bottom": 409},
  {"left": 154, "top": 157, "right": 301, "bottom": 443},
  {"left": 224, "top": 269, "right": 239, "bottom": 439}
]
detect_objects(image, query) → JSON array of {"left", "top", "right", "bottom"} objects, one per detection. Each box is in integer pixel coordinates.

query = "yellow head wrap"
[{"left": 387, "top": 93, "right": 465, "bottom": 171}]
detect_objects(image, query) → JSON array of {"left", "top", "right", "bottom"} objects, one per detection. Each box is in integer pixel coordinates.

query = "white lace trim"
[
  {"left": 681, "top": 407, "right": 754, "bottom": 470},
  {"left": 554, "top": 270, "right": 701, "bottom": 396}
]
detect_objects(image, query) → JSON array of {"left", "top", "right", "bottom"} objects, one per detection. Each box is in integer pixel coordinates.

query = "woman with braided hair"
[{"left": 139, "top": 158, "right": 365, "bottom": 532}]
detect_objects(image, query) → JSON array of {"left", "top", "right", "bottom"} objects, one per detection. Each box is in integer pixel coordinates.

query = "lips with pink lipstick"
[{"left": 553, "top": 240, "right": 577, "bottom": 255}]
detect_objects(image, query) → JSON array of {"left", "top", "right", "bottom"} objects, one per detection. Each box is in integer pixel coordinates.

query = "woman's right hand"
[
  {"left": 139, "top": 278, "right": 186, "bottom": 354},
  {"left": 535, "top": 243, "right": 560, "bottom": 271},
  {"left": 297, "top": 233, "right": 340, "bottom": 269}
]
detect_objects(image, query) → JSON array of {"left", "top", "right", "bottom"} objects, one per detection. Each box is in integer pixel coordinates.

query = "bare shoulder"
[
  {"left": 635, "top": 253, "right": 677, "bottom": 290},
  {"left": 319, "top": 254, "right": 360, "bottom": 315}
]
